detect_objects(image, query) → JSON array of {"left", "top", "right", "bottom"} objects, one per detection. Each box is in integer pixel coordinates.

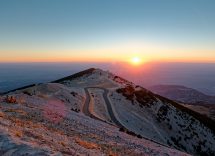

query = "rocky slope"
[{"left": 0, "top": 68, "right": 215, "bottom": 155}]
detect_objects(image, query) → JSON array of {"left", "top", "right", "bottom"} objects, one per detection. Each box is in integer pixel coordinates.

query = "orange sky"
[{"left": 1, "top": 48, "right": 215, "bottom": 63}]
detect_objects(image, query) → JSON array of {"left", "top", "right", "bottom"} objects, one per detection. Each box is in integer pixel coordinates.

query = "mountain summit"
[{"left": 0, "top": 68, "right": 215, "bottom": 155}]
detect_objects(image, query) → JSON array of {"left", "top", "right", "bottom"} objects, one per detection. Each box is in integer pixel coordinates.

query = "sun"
[{"left": 130, "top": 56, "right": 142, "bottom": 65}]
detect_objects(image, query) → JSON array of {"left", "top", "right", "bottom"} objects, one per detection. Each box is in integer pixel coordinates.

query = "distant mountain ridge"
[{"left": 148, "top": 85, "right": 215, "bottom": 105}]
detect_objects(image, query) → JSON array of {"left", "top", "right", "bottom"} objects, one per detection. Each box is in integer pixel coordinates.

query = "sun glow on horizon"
[{"left": 130, "top": 56, "right": 143, "bottom": 65}]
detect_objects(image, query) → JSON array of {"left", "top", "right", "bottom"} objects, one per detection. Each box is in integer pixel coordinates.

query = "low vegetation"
[
  {"left": 23, "top": 90, "right": 33, "bottom": 96},
  {"left": 70, "top": 91, "right": 78, "bottom": 97},
  {"left": 116, "top": 85, "right": 135, "bottom": 102},
  {"left": 119, "top": 127, "right": 142, "bottom": 139},
  {"left": 0, "top": 111, "right": 5, "bottom": 118},
  {"left": 4, "top": 96, "right": 17, "bottom": 103},
  {"left": 156, "top": 94, "right": 215, "bottom": 134},
  {"left": 75, "top": 138, "right": 99, "bottom": 150},
  {"left": 116, "top": 85, "right": 157, "bottom": 107}
]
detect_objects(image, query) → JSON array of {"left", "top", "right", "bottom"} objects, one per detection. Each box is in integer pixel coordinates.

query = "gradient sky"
[{"left": 0, "top": 0, "right": 215, "bottom": 62}]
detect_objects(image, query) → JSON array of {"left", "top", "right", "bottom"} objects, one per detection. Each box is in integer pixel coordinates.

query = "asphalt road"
[
  {"left": 83, "top": 87, "right": 171, "bottom": 148},
  {"left": 83, "top": 87, "right": 123, "bottom": 127},
  {"left": 83, "top": 87, "right": 104, "bottom": 122}
]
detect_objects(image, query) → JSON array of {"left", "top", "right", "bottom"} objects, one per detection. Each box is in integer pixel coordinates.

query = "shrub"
[
  {"left": 5, "top": 96, "right": 17, "bottom": 104},
  {"left": 23, "top": 91, "right": 32, "bottom": 96},
  {"left": 71, "top": 108, "right": 80, "bottom": 113},
  {"left": 15, "top": 131, "right": 22, "bottom": 137},
  {"left": 0, "top": 111, "right": 4, "bottom": 118},
  {"left": 71, "top": 91, "right": 78, "bottom": 97},
  {"left": 75, "top": 138, "right": 98, "bottom": 149}
]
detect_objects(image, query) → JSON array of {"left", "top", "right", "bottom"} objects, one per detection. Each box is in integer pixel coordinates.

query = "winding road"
[
  {"left": 83, "top": 87, "right": 105, "bottom": 122},
  {"left": 83, "top": 87, "right": 172, "bottom": 148},
  {"left": 83, "top": 87, "right": 123, "bottom": 127}
]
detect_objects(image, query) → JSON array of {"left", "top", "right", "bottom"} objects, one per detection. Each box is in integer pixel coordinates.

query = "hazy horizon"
[{"left": 1, "top": 62, "right": 215, "bottom": 96}]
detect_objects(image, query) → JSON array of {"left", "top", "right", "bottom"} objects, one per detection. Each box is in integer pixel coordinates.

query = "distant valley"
[
  {"left": 148, "top": 85, "right": 215, "bottom": 105},
  {"left": 148, "top": 85, "right": 215, "bottom": 121}
]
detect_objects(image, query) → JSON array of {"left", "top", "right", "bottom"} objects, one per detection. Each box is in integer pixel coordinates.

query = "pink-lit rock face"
[{"left": 43, "top": 98, "right": 67, "bottom": 123}]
